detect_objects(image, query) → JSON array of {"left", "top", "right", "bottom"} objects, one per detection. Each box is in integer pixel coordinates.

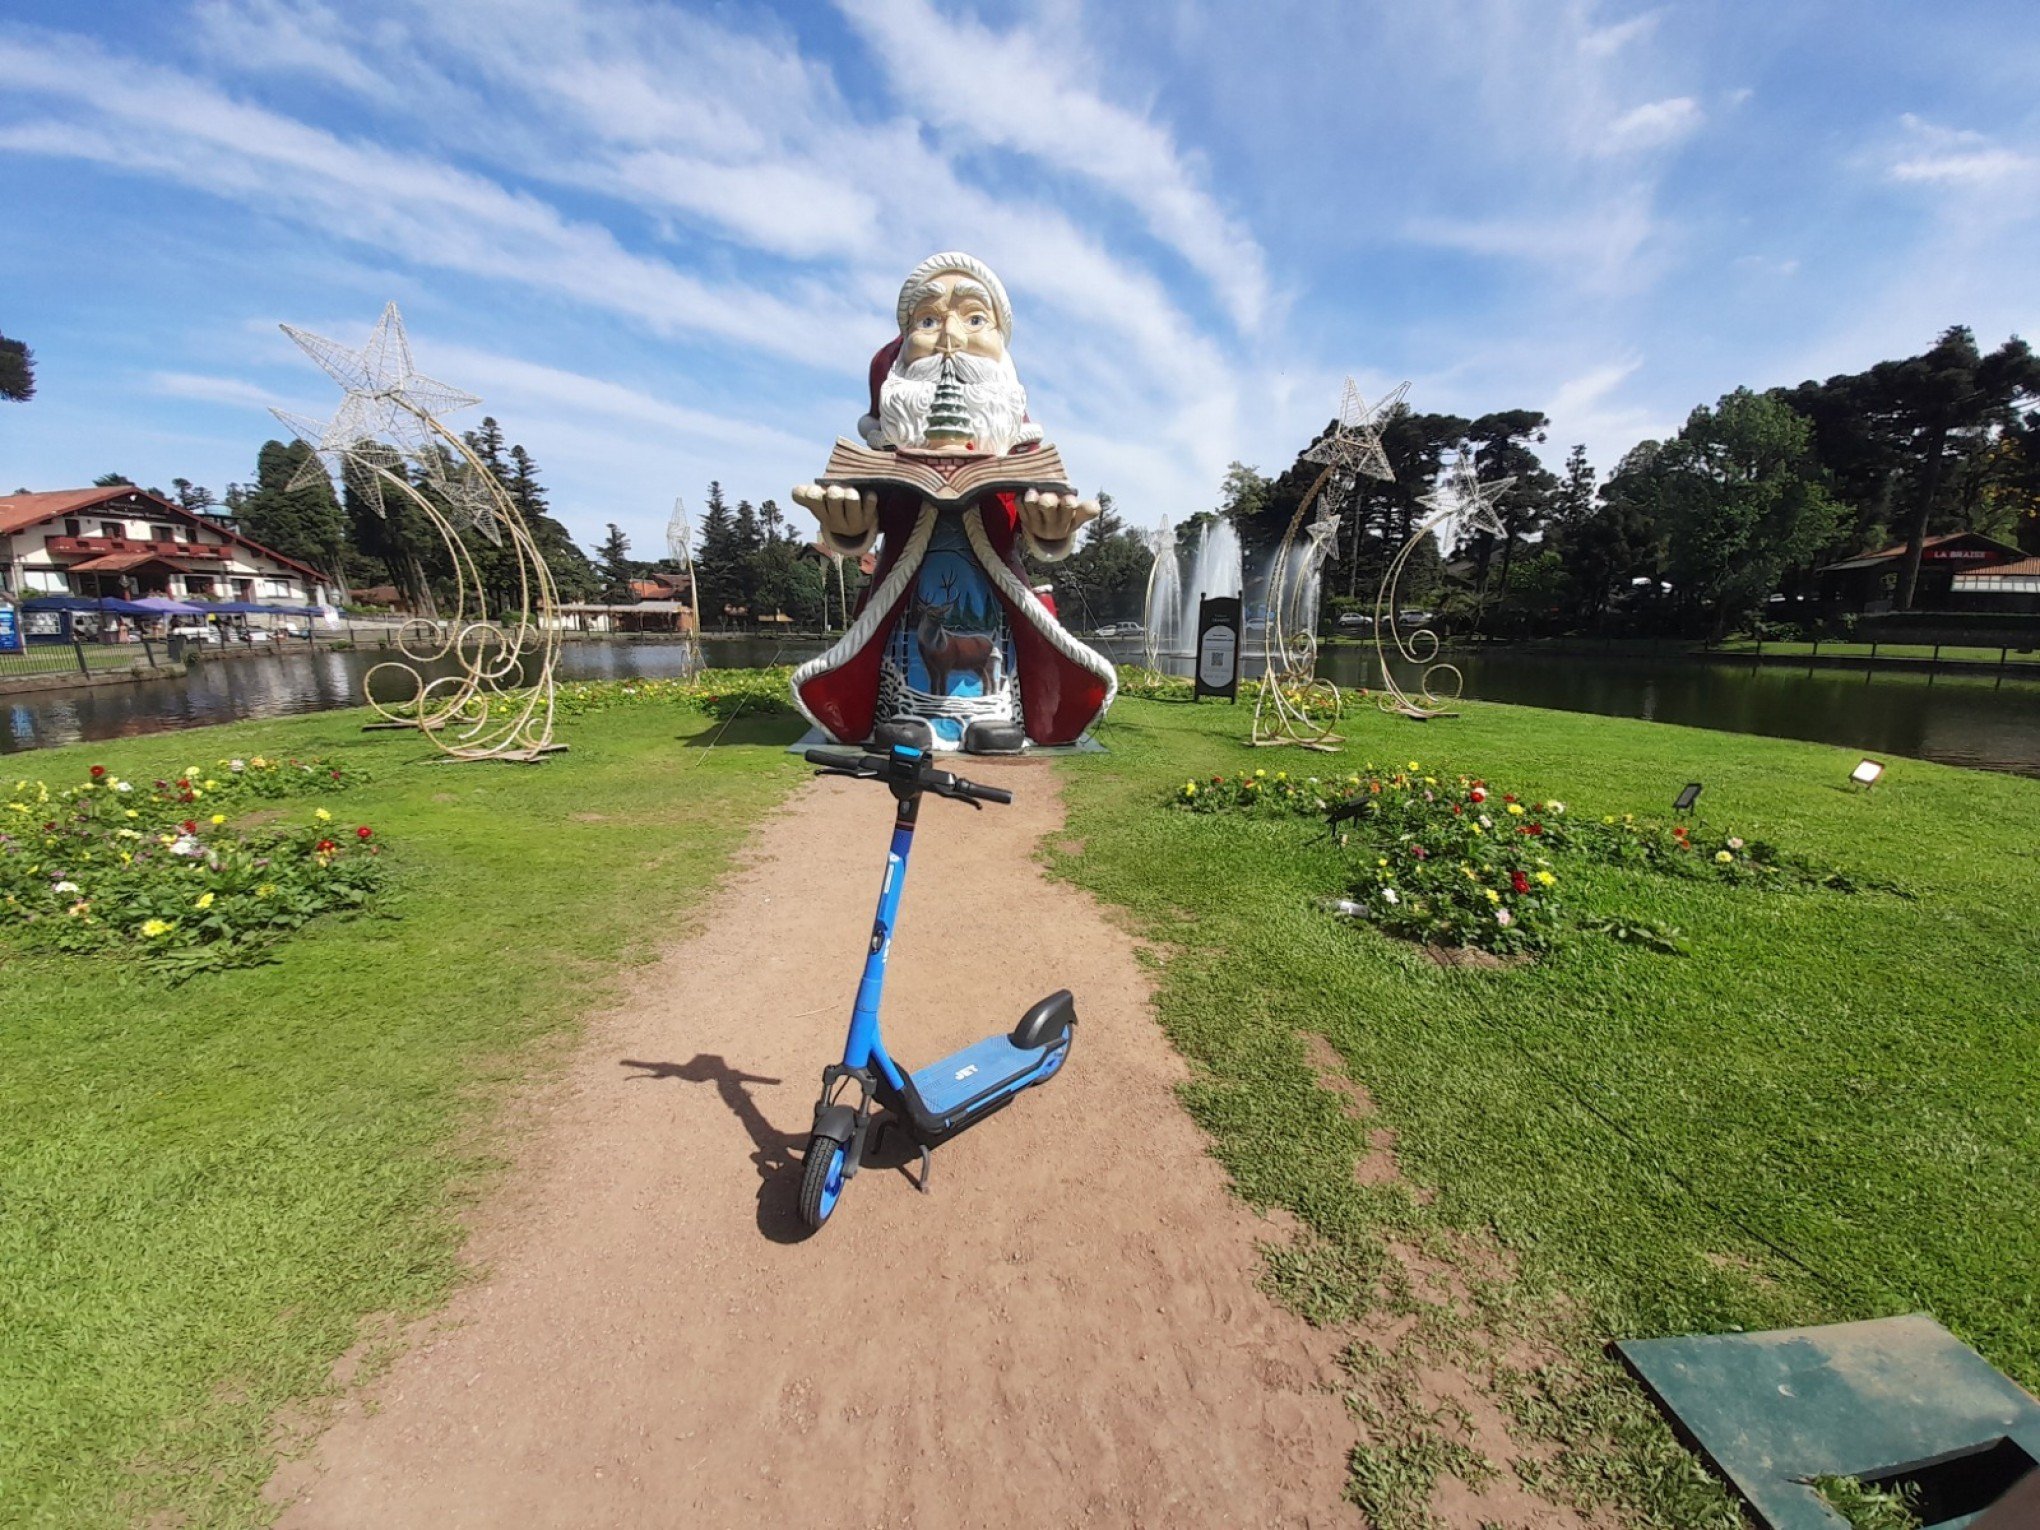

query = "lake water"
[{"left": 3, "top": 633, "right": 2036, "bottom": 779}]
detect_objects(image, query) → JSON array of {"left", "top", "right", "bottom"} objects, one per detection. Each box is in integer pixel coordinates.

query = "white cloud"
[
  {"left": 1579, "top": 11, "right": 1661, "bottom": 59},
  {"left": 836, "top": 0, "right": 1270, "bottom": 332},
  {"left": 1887, "top": 113, "right": 2039, "bottom": 188},
  {"left": 148, "top": 371, "right": 285, "bottom": 408},
  {"left": 1603, "top": 97, "right": 1703, "bottom": 154}
]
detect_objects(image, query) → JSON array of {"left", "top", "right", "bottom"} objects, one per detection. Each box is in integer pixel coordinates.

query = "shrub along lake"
[{"left": 2, "top": 634, "right": 2036, "bottom": 778}]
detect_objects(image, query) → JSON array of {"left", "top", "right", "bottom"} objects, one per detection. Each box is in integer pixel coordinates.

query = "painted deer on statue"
[{"left": 913, "top": 573, "right": 1001, "bottom": 695}]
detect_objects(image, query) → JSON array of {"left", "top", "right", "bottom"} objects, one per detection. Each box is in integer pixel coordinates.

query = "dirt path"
[{"left": 271, "top": 761, "right": 1356, "bottom": 1528}]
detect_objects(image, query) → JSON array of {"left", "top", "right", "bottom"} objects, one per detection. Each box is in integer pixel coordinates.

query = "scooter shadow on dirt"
[{"left": 618, "top": 1054, "right": 918, "bottom": 1243}]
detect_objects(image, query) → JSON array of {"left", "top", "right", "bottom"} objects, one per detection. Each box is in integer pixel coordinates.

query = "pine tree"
[
  {"left": 238, "top": 440, "right": 351, "bottom": 595},
  {"left": 595, "top": 523, "right": 634, "bottom": 601},
  {"left": 695, "top": 481, "right": 741, "bottom": 626},
  {"left": 505, "top": 443, "right": 598, "bottom": 602},
  {"left": 924, "top": 358, "right": 974, "bottom": 447},
  {"left": 0, "top": 332, "right": 33, "bottom": 403}
]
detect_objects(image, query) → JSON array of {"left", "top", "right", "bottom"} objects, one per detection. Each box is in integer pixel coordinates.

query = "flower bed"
[
  {"left": 1171, "top": 761, "right": 1867, "bottom": 956},
  {"left": 1, "top": 756, "right": 384, "bottom": 976}
]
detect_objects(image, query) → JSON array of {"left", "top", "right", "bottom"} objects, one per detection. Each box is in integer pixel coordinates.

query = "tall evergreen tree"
[
  {"left": 0, "top": 332, "right": 33, "bottom": 402},
  {"left": 594, "top": 523, "right": 634, "bottom": 601},
  {"left": 238, "top": 440, "right": 351, "bottom": 595},
  {"left": 504, "top": 443, "right": 598, "bottom": 602},
  {"left": 695, "top": 481, "right": 742, "bottom": 625}
]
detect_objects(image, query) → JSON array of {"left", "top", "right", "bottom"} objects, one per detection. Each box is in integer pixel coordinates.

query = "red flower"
[
  {"left": 89, "top": 764, "right": 106, "bottom": 779},
  {"left": 181, "top": 819, "right": 198, "bottom": 835},
  {"left": 1528, "top": 822, "right": 1544, "bottom": 836},
  {"left": 315, "top": 838, "right": 337, "bottom": 854},
  {"left": 1511, "top": 870, "right": 1531, "bottom": 895},
  {"left": 1211, "top": 776, "right": 1223, "bottom": 784},
  {"left": 331, "top": 768, "right": 342, "bottom": 780},
  {"left": 1451, "top": 803, "right": 1463, "bottom": 815},
  {"left": 355, "top": 825, "right": 372, "bottom": 840},
  {"left": 1469, "top": 787, "right": 1487, "bottom": 803},
  {"left": 176, "top": 779, "right": 189, "bottom": 789},
  {"left": 1412, "top": 845, "right": 1428, "bottom": 859},
  {"left": 1672, "top": 825, "right": 1688, "bottom": 838}
]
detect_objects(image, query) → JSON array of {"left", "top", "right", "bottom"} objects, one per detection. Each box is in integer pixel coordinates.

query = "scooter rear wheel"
[{"left": 797, "top": 1135, "right": 848, "bottom": 1229}]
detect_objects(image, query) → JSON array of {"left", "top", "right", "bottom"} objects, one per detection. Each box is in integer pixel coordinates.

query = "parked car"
[
  {"left": 1336, "top": 611, "right": 1373, "bottom": 629},
  {"left": 167, "top": 622, "right": 221, "bottom": 644},
  {"left": 1396, "top": 609, "right": 1435, "bottom": 628},
  {"left": 1092, "top": 621, "right": 1143, "bottom": 638}
]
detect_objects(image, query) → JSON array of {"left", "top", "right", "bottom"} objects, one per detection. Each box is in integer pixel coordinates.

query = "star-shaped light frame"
[
  {"left": 1418, "top": 449, "right": 1515, "bottom": 540},
  {"left": 1303, "top": 377, "right": 1408, "bottom": 489},
  {"left": 272, "top": 301, "right": 480, "bottom": 517}
]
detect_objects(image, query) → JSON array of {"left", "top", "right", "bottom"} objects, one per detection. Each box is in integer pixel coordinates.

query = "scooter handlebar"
[{"left": 805, "top": 746, "right": 1012, "bottom": 806}]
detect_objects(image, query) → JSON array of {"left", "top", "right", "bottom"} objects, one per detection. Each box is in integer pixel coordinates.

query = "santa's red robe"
[{"left": 791, "top": 485, "right": 1115, "bottom": 747}]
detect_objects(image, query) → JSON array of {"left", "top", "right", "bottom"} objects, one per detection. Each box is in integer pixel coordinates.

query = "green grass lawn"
[
  {"left": 1055, "top": 695, "right": 2040, "bottom": 1524},
  {"left": 0, "top": 702, "right": 805, "bottom": 1527}
]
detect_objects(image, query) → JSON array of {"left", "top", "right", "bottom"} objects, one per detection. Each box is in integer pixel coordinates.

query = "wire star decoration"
[
  {"left": 1303, "top": 377, "right": 1408, "bottom": 490},
  {"left": 1419, "top": 449, "right": 1514, "bottom": 540},
  {"left": 272, "top": 301, "right": 479, "bottom": 517}
]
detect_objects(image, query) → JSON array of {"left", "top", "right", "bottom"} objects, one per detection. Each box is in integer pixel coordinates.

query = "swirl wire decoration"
[
  {"left": 664, "top": 497, "right": 707, "bottom": 680},
  {"left": 1250, "top": 378, "right": 1404, "bottom": 751},
  {"left": 274, "top": 303, "right": 566, "bottom": 763},
  {"left": 1372, "top": 449, "right": 1513, "bottom": 719}
]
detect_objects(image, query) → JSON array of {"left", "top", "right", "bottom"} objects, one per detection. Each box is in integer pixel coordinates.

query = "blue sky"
[{"left": 3, "top": 0, "right": 2037, "bottom": 555}]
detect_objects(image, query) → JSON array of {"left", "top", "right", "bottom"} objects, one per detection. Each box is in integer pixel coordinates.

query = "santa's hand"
[
  {"left": 793, "top": 484, "right": 880, "bottom": 553},
  {"left": 1019, "top": 489, "right": 1099, "bottom": 558}
]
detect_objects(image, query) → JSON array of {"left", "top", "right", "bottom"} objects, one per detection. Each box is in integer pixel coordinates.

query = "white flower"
[
  {"left": 1547, "top": 800, "right": 1565, "bottom": 814},
  {"left": 52, "top": 880, "right": 79, "bottom": 894},
  {"left": 169, "top": 835, "right": 202, "bottom": 858},
  {"left": 229, "top": 759, "right": 247, "bottom": 773},
  {"left": 1727, "top": 836, "right": 1744, "bottom": 850},
  {"left": 1495, "top": 907, "right": 1514, "bottom": 927},
  {"left": 1478, "top": 814, "right": 1493, "bottom": 828},
  {"left": 114, "top": 780, "right": 133, "bottom": 793},
  {"left": 1382, "top": 887, "right": 1400, "bottom": 905}
]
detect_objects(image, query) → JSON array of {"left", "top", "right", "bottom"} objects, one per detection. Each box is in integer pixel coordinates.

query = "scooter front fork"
[{"left": 812, "top": 1063, "right": 877, "bottom": 1181}]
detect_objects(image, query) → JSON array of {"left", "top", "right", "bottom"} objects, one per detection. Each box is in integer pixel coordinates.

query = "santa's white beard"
[{"left": 876, "top": 351, "right": 1031, "bottom": 454}]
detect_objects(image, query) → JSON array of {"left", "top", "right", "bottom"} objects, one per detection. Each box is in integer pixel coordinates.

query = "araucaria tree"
[
  {"left": 0, "top": 332, "right": 33, "bottom": 402},
  {"left": 1658, "top": 389, "right": 1841, "bottom": 637}
]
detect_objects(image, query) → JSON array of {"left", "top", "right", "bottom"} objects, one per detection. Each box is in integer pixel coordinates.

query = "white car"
[{"left": 1337, "top": 612, "right": 1373, "bottom": 629}]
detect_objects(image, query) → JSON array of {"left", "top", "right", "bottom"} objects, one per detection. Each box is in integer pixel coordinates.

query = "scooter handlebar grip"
[
  {"left": 804, "top": 748, "right": 865, "bottom": 770},
  {"left": 958, "top": 779, "right": 1013, "bottom": 805}
]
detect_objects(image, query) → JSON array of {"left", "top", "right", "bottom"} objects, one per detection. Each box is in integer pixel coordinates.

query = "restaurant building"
[
  {"left": 0, "top": 486, "right": 323, "bottom": 606},
  {"left": 1814, "top": 532, "right": 2027, "bottom": 612}
]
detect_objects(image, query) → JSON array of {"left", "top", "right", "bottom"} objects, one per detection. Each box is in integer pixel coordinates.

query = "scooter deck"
[{"left": 910, "top": 1033, "right": 1063, "bottom": 1121}]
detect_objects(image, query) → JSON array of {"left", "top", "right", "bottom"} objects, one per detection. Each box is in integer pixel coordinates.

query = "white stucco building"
[{"left": 0, "top": 486, "right": 323, "bottom": 605}]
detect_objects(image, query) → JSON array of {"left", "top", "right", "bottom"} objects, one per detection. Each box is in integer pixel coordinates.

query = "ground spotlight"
[
  {"left": 1851, "top": 758, "right": 1886, "bottom": 789},
  {"left": 1674, "top": 782, "right": 1703, "bottom": 814}
]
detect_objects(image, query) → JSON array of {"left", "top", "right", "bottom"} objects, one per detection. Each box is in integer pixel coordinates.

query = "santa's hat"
[{"left": 897, "top": 252, "right": 1013, "bottom": 339}]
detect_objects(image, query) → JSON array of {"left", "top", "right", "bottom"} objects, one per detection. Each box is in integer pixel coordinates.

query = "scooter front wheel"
[{"left": 797, "top": 1134, "right": 848, "bottom": 1229}]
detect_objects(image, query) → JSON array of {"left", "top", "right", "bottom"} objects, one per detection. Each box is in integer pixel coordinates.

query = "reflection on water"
[
  {"left": 1113, "top": 639, "right": 2040, "bottom": 779},
  {"left": 4, "top": 634, "right": 2037, "bottom": 779}
]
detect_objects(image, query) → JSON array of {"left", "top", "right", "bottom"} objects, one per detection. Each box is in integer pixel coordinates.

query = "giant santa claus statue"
[{"left": 789, "top": 252, "right": 1117, "bottom": 753}]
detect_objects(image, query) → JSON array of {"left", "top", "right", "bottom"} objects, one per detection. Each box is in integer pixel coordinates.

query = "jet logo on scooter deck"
[{"left": 954, "top": 1064, "right": 979, "bottom": 1081}]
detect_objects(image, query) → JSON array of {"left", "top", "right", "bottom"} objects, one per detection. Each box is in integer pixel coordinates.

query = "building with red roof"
[{"left": 0, "top": 485, "right": 323, "bottom": 606}]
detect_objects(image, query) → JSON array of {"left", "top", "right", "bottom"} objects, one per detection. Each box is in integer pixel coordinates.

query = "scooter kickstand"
[{"left": 912, "top": 1142, "right": 933, "bottom": 1195}]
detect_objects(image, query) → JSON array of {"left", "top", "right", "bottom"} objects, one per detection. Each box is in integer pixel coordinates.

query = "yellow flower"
[
  {"left": 203, "top": 779, "right": 218, "bottom": 790},
  {"left": 194, "top": 891, "right": 215, "bottom": 910},
  {"left": 1424, "top": 776, "right": 1436, "bottom": 786},
  {"left": 1535, "top": 870, "right": 1556, "bottom": 886},
  {"left": 1716, "top": 850, "right": 1733, "bottom": 863},
  {"left": 140, "top": 918, "right": 175, "bottom": 938},
  {"left": 252, "top": 756, "right": 267, "bottom": 769},
  {"left": 1484, "top": 888, "right": 1501, "bottom": 904},
  {"left": 1470, "top": 823, "right": 1484, "bottom": 836},
  {"left": 1407, "top": 760, "right": 1420, "bottom": 771},
  {"left": 1183, "top": 782, "right": 1198, "bottom": 796},
  {"left": 185, "top": 767, "right": 201, "bottom": 780},
  {"left": 210, "top": 813, "right": 226, "bottom": 826},
  {"left": 257, "top": 884, "right": 275, "bottom": 898},
  {"left": 1506, "top": 803, "right": 1525, "bottom": 816},
  {"left": 124, "top": 809, "right": 138, "bottom": 819},
  {"left": 1377, "top": 857, "right": 1389, "bottom": 867},
  {"left": 314, "top": 808, "right": 332, "bottom": 822},
  {"left": 1254, "top": 768, "right": 1266, "bottom": 777}
]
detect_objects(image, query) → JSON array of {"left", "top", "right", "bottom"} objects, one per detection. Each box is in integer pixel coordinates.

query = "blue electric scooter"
[{"left": 796, "top": 743, "right": 1076, "bottom": 1230}]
